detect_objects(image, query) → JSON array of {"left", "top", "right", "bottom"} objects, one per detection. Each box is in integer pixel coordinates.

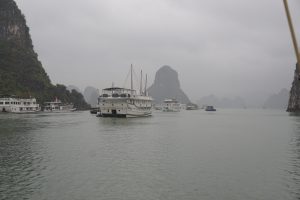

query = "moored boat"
[
  {"left": 0, "top": 96, "right": 40, "bottom": 113},
  {"left": 43, "top": 98, "right": 76, "bottom": 112},
  {"left": 97, "top": 65, "right": 153, "bottom": 118},
  {"left": 205, "top": 106, "right": 216, "bottom": 111},
  {"left": 162, "top": 99, "right": 180, "bottom": 112},
  {"left": 186, "top": 103, "right": 198, "bottom": 110}
]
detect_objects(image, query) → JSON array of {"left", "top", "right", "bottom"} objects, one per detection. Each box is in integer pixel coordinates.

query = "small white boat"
[
  {"left": 0, "top": 96, "right": 40, "bottom": 113},
  {"left": 43, "top": 98, "right": 76, "bottom": 112},
  {"left": 162, "top": 99, "right": 181, "bottom": 112}
]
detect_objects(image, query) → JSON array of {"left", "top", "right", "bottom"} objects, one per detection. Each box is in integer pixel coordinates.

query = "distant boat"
[
  {"left": 205, "top": 106, "right": 216, "bottom": 111},
  {"left": 162, "top": 99, "right": 180, "bottom": 112},
  {"left": 0, "top": 96, "right": 40, "bottom": 113},
  {"left": 43, "top": 98, "right": 76, "bottom": 112},
  {"left": 90, "top": 107, "right": 100, "bottom": 114},
  {"left": 186, "top": 103, "right": 198, "bottom": 110},
  {"left": 97, "top": 65, "right": 153, "bottom": 118}
]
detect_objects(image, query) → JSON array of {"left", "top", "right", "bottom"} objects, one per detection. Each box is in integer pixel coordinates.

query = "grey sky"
[{"left": 15, "top": 0, "right": 300, "bottom": 104}]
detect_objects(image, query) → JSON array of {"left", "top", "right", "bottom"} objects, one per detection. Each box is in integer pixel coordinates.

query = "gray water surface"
[{"left": 0, "top": 109, "right": 299, "bottom": 200}]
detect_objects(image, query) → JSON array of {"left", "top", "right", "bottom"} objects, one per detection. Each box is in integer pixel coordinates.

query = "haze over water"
[{"left": 1, "top": 110, "right": 300, "bottom": 200}]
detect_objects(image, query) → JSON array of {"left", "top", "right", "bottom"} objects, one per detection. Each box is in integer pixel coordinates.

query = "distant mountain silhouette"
[
  {"left": 148, "top": 65, "right": 191, "bottom": 104},
  {"left": 263, "top": 88, "right": 289, "bottom": 110},
  {"left": 197, "top": 95, "right": 246, "bottom": 108},
  {"left": 83, "top": 86, "right": 99, "bottom": 107}
]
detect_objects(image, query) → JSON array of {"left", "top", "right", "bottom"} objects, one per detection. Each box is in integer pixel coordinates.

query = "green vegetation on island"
[{"left": 0, "top": 0, "right": 90, "bottom": 110}]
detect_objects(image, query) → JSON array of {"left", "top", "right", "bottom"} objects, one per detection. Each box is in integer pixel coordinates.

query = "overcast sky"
[{"left": 15, "top": 0, "right": 300, "bottom": 104}]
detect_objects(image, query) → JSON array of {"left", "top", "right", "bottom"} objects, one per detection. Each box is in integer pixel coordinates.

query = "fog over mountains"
[
  {"left": 197, "top": 95, "right": 246, "bottom": 109},
  {"left": 263, "top": 88, "right": 289, "bottom": 110}
]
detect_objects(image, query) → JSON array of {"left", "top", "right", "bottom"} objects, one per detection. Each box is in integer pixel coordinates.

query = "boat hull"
[{"left": 98, "top": 98, "right": 152, "bottom": 118}]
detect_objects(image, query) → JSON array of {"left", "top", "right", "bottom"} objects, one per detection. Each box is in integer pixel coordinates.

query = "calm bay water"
[{"left": 0, "top": 109, "right": 300, "bottom": 200}]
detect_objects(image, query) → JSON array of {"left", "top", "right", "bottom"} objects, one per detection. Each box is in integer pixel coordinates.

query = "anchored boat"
[
  {"left": 205, "top": 106, "right": 216, "bottom": 111},
  {"left": 97, "top": 66, "right": 153, "bottom": 118},
  {"left": 0, "top": 96, "right": 40, "bottom": 113},
  {"left": 43, "top": 98, "right": 76, "bottom": 112},
  {"left": 162, "top": 99, "right": 181, "bottom": 112}
]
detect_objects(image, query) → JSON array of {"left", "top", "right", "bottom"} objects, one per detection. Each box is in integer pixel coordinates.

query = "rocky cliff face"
[
  {"left": 0, "top": 0, "right": 51, "bottom": 97},
  {"left": 0, "top": 0, "right": 33, "bottom": 49},
  {"left": 287, "top": 64, "right": 300, "bottom": 112},
  {"left": 0, "top": 0, "right": 89, "bottom": 109},
  {"left": 148, "top": 65, "right": 191, "bottom": 104}
]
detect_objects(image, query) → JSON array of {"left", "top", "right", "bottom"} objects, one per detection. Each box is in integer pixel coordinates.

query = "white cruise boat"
[
  {"left": 162, "top": 99, "right": 181, "bottom": 112},
  {"left": 43, "top": 99, "right": 76, "bottom": 112},
  {"left": 98, "top": 66, "right": 153, "bottom": 118},
  {"left": 0, "top": 96, "right": 40, "bottom": 113}
]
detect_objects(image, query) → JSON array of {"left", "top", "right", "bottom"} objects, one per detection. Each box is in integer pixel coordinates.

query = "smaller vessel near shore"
[
  {"left": 43, "top": 98, "right": 76, "bottom": 112},
  {"left": 186, "top": 103, "right": 198, "bottom": 110},
  {"left": 162, "top": 99, "right": 181, "bottom": 112},
  {"left": 205, "top": 106, "right": 216, "bottom": 111},
  {"left": 0, "top": 96, "right": 40, "bottom": 113}
]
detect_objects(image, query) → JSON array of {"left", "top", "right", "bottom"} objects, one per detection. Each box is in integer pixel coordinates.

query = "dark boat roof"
[{"left": 103, "top": 87, "right": 134, "bottom": 91}]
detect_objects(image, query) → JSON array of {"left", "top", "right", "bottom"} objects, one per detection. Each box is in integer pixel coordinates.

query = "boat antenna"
[
  {"left": 144, "top": 74, "right": 148, "bottom": 96},
  {"left": 131, "top": 64, "right": 133, "bottom": 95},
  {"left": 140, "top": 70, "right": 143, "bottom": 95},
  {"left": 283, "top": 0, "right": 300, "bottom": 71}
]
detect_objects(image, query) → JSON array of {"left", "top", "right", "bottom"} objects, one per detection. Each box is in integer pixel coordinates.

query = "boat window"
[
  {"left": 120, "top": 94, "right": 127, "bottom": 97},
  {"left": 128, "top": 94, "right": 131, "bottom": 97},
  {"left": 112, "top": 93, "right": 119, "bottom": 97},
  {"left": 5, "top": 102, "right": 9, "bottom": 105},
  {"left": 103, "top": 94, "right": 109, "bottom": 97},
  {"left": 0, "top": 102, "right": 3, "bottom": 104}
]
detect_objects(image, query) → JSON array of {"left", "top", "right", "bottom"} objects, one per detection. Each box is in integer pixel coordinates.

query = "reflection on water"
[
  {"left": 0, "top": 114, "right": 48, "bottom": 200},
  {"left": 1, "top": 110, "right": 300, "bottom": 200},
  {"left": 288, "top": 116, "right": 300, "bottom": 199}
]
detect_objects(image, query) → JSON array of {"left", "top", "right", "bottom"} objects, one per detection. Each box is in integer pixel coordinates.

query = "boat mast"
[
  {"left": 283, "top": 0, "right": 300, "bottom": 70},
  {"left": 131, "top": 64, "right": 133, "bottom": 95},
  {"left": 144, "top": 74, "right": 148, "bottom": 96},
  {"left": 140, "top": 70, "right": 143, "bottom": 95}
]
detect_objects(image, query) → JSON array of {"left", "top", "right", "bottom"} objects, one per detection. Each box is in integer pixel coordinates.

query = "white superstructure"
[
  {"left": 98, "top": 87, "right": 153, "bottom": 118},
  {"left": 162, "top": 99, "right": 181, "bottom": 112},
  {"left": 0, "top": 97, "right": 40, "bottom": 113},
  {"left": 98, "top": 65, "right": 153, "bottom": 118},
  {"left": 43, "top": 99, "right": 76, "bottom": 112}
]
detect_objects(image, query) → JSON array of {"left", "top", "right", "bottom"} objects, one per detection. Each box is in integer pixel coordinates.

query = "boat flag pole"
[
  {"left": 144, "top": 74, "right": 148, "bottom": 96},
  {"left": 140, "top": 70, "right": 143, "bottom": 95},
  {"left": 131, "top": 64, "right": 133, "bottom": 95},
  {"left": 283, "top": 0, "right": 300, "bottom": 72}
]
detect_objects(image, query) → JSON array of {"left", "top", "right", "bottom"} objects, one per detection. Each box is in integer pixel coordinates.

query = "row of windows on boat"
[
  {"left": 0, "top": 101, "right": 36, "bottom": 105},
  {"left": 100, "top": 93, "right": 131, "bottom": 98},
  {"left": 101, "top": 103, "right": 151, "bottom": 106},
  {"left": 100, "top": 99, "right": 151, "bottom": 104},
  {"left": 19, "top": 107, "right": 37, "bottom": 111},
  {"left": 104, "top": 107, "right": 151, "bottom": 113}
]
